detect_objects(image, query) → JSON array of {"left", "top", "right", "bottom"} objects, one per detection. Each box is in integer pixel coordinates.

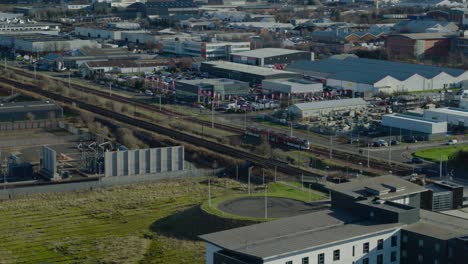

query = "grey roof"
[
  {"left": 286, "top": 57, "right": 466, "bottom": 84},
  {"left": 230, "top": 48, "right": 307, "bottom": 58},
  {"left": 424, "top": 107, "right": 468, "bottom": 117},
  {"left": 291, "top": 98, "right": 367, "bottom": 111},
  {"left": 202, "top": 61, "right": 299, "bottom": 76},
  {"left": 393, "top": 32, "right": 456, "bottom": 40},
  {"left": 200, "top": 209, "right": 400, "bottom": 259},
  {"left": 328, "top": 175, "right": 427, "bottom": 200},
  {"left": 393, "top": 20, "right": 458, "bottom": 33},
  {"left": 176, "top": 78, "right": 247, "bottom": 86},
  {"left": 404, "top": 210, "right": 468, "bottom": 239}
]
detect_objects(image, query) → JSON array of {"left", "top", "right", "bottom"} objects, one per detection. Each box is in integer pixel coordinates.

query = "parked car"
[
  {"left": 389, "top": 140, "right": 400, "bottom": 146},
  {"left": 412, "top": 157, "right": 424, "bottom": 164},
  {"left": 447, "top": 139, "right": 458, "bottom": 145}
]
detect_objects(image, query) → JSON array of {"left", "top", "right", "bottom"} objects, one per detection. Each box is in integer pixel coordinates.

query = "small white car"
[{"left": 447, "top": 139, "right": 458, "bottom": 145}]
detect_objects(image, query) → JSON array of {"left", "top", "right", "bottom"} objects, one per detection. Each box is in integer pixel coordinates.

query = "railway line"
[
  {"left": 5, "top": 67, "right": 413, "bottom": 175},
  {"left": 0, "top": 76, "right": 323, "bottom": 178}
]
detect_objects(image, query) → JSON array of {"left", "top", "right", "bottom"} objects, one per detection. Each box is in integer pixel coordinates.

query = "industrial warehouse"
[
  {"left": 200, "top": 61, "right": 301, "bottom": 84},
  {"left": 289, "top": 98, "right": 367, "bottom": 119},
  {"left": 175, "top": 78, "right": 250, "bottom": 103},
  {"left": 0, "top": 34, "right": 98, "bottom": 53},
  {"left": 381, "top": 113, "right": 448, "bottom": 140},
  {"left": 286, "top": 56, "right": 468, "bottom": 95},
  {"left": 230, "top": 48, "right": 314, "bottom": 66}
]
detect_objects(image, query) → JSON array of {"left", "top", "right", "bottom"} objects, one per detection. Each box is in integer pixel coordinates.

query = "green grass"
[
  {"left": 414, "top": 144, "right": 468, "bottom": 162},
  {"left": 201, "top": 182, "right": 325, "bottom": 222},
  {"left": 0, "top": 178, "right": 249, "bottom": 263}
]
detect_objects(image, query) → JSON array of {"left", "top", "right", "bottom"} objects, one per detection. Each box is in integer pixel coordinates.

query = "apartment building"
[{"left": 201, "top": 176, "right": 468, "bottom": 264}]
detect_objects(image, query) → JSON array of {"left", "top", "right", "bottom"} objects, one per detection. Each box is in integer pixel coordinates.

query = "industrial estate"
[{"left": 0, "top": 0, "right": 467, "bottom": 263}]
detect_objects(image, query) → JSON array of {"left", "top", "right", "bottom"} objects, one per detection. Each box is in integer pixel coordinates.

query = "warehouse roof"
[
  {"left": 291, "top": 98, "right": 367, "bottom": 112},
  {"left": 383, "top": 113, "right": 447, "bottom": 124},
  {"left": 230, "top": 48, "right": 306, "bottom": 58},
  {"left": 201, "top": 209, "right": 400, "bottom": 259},
  {"left": 425, "top": 107, "right": 468, "bottom": 117},
  {"left": 286, "top": 57, "right": 466, "bottom": 84},
  {"left": 262, "top": 78, "right": 323, "bottom": 94},
  {"left": 0, "top": 33, "right": 78, "bottom": 42},
  {"left": 392, "top": 32, "right": 456, "bottom": 40},
  {"left": 176, "top": 78, "right": 247, "bottom": 86},
  {"left": 328, "top": 175, "right": 427, "bottom": 200},
  {"left": 202, "top": 61, "right": 299, "bottom": 76}
]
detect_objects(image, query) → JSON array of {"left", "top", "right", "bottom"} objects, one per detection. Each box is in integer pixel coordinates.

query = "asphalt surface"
[{"left": 218, "top": 197, "right": 329, "bottom": 218}]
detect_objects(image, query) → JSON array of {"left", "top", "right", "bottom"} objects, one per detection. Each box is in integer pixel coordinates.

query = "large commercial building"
[
  {"left": 289, "top": 98, "right": 367, "bottom": 119},
  {"left": 74, "top": 26, "right": 146, "bottom": 41},
  {"left": 286, "top": 57, "right": 468, "bottom": 95},
  {"left": 424, "top": 107, "right": 468, "bottom": 128},
  {"left": 0, "top": 101, "right": 63, "bottom": 122},
  {"left": 126, "top": 0, "right": 198, "bottom": 18},
  {"left": 175, "top": 78, "right": 250, "bottom": 103},
  {"left": 162, "top": 39, "right": 250, "bottom": 60},
  {"left": 79, "top": 59, "right": 176, "bottom": 77},
  {"left": 230, "top": 48, "right": 314, "bottom": 66},
  {"left": 200, "top": 61, "right": 301, "bottom": 84},
  {"left": 0, "top": 34, "right": 98, "bottom": 53},
  {"left": 0, "top": 21, "right": 60, "bottom": 35},
  {"left": 381, "top": 113, "right": 448, "bottom": 140},
  {"left": 201, "top": 175, "right": 468, "bottom": 264},
  {"left": 261, "top": 78, "right": 323, "bottom": 96},
  {"left": 421, "top": 181, "right": 464, "bottom": 211}
]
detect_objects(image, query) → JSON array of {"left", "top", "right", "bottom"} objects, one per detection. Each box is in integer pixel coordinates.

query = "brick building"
[{"left": 386, "top": 33, "right": 454, "bottom": 59}]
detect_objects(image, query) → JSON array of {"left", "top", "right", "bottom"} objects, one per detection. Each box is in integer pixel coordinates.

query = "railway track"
[
  {"left": 0, "top": 76, "right": 322, "bottom": 178},
  {"left": 6, "top": 67, "right": 412, "bottom": 175}
]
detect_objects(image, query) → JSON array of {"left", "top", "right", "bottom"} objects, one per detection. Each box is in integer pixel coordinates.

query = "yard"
[
  {"left": 0, "top": 178, "right": 250, "bottom": 263},
  {"left": 414, "top": 144, "right": 468, "bottom": 162}
]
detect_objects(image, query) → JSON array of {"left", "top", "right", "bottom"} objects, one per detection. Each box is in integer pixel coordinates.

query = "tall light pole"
[
  {"left": 329, "top": 135, "right": 333, "bottom": 159},
  {"left": 367, "top": 143, "right": 370, "bottom": 168},
  {"left": 264, "top": 184, "right": 268, "bottom": 219},
  {"left": 208, "top": 177, "right": 212, "bottom": 207}
]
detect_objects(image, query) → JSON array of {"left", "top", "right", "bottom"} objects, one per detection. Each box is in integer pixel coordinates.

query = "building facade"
[
  {"left": 230, "top": 48, "right": 314, "bottom": 67},
  {"left": 175, "top": 78, "right": 250, "bottom": 103},
  {"left": 386, "top": 33, "right": 452, "bottom": 59},
  {"left": 162, "top": 39, "right": 250, "bottom": 60}
]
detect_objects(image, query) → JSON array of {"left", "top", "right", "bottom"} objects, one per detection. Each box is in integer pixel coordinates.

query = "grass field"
[
  {"left": 201, "top": 182, "right": 326, "bottom": 221},
  {"left": 414, "top": 144, "right": 468, "bottom": 161},
  {"left": 0, "top": 178, "right": 253, "bottom": 263}
]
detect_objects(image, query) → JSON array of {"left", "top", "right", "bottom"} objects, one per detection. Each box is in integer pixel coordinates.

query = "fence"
[
  {"left": 0, "top": 168, "right": 221, "bottom": 200},
  {"left": 0, "top": 119, "right": 59, "bottom": 131}
]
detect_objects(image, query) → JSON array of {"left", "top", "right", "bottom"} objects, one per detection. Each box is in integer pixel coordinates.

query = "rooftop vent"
[
  {"left": 365, "top": 184, "right": 390, "bottom": 196},
  {"left": 382, "top": 184, "right": 406, "bottom": 193}
]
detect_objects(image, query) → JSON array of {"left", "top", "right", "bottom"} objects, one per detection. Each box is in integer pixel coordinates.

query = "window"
[
  {"left": 434, "top": 260, "right": 439, "bottom": 264},
  {"left": 418, "top": 254, "right": 424, "bottom": 263},
  {"left": 285, "top": 261, "right": 292, "bottom": 264},
  {"left": 333, "top": 249, "right": 340, "bottom": 261},
  {"left": 391, "top": 236, "right": 398, "bottom": 247},
  {"left": 318, "top": 253, "right": 325, "bottom": 264},
  {"left": 418, "top": 239, "right": 424, "bottom": 248},
  {"left": 377, "top": 239, "right": 384, "bottom": 250},
  {"left": 352, "top": 245, "right": 355, "bottom": 256},
  {"left": 363, "top": 242, "right": 369, "bottom": 253},
  {"left": 402, "top": 235, "right": 408, "bottom": 243},
  {"left": 402, "top": 250, "right": 407, "bottom": 258},
  {"left": 435, "top": 243, "right": 440, "bottom": 252},
  {"left": 302, "top": 257, "right": 309, "bottom": 264},
  {"left": 391, "top": 251, "right": 397, "bottom": 262},
  {"left": 363, "top": 258, "right": 369, "bottom": 264},
  {"left": 377, "top": 254, "right": 383, "bottom": 264}
]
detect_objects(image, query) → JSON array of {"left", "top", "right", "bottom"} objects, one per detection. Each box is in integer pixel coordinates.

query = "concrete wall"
[
  {"left": 104, "top": 146, "right": 184, "bottom": 177},
  {"left": 0, "top": 119, "right": 59, "bottom": 131}
]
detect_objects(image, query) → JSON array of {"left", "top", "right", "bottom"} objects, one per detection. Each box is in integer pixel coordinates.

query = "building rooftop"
[
  {"left": 405, "top": 210, "right": 468, "bottom": 240},
  {"left": 291, "top": 98, "right": 367, "bottom": 111},
  {"left": 1, "top": 33, "right": 77, "bottom": 42},
  {"left": 328, "top": 175, "right": 427, "bottom": 200},
  {"left": 286, "top": 57, "right": 466, "bottom": 84},
  {"left": 176, "top": 78, "right": 246, "bottom": 86},
  {"left": 230, "top": 48, "right": 306, "bottom": 58},
  {"left": 425, "top": 107, "right": 468, "bottom": 117},
  {"left": 85, "top": 59, "right": 175, "bottom": 68},
  {"left": 202, "top": 61, "right": 299, "bottom": 77},
  {"left": 383, "top": 113, "right": 447, "bottom": 124},
  {"left": 200, "top": 209, "right": 400, "bottom": 260},
  {"left": 393, "top": 32, "right": 456, "bottom": 40}
]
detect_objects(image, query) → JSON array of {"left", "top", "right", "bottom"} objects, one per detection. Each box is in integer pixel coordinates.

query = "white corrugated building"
[
  {"left": 289, "top": 98, "right": 367, "bottom": 118},
  {"left": 287, "top": 56, "right": 468, "bottom": 95},
  {"left": 382, "top": 113, "right": 447, "bottom": 139},
  {"left": 424, "top": 107, "right": 468, "bottom": 128},
  {"left": 262, "top": 78, "right": 323, "bottom": 95}
]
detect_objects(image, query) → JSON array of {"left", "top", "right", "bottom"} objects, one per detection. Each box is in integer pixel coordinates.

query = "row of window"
[{"left": 284, "top": 236, "right": 398, "bottom": 264}]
